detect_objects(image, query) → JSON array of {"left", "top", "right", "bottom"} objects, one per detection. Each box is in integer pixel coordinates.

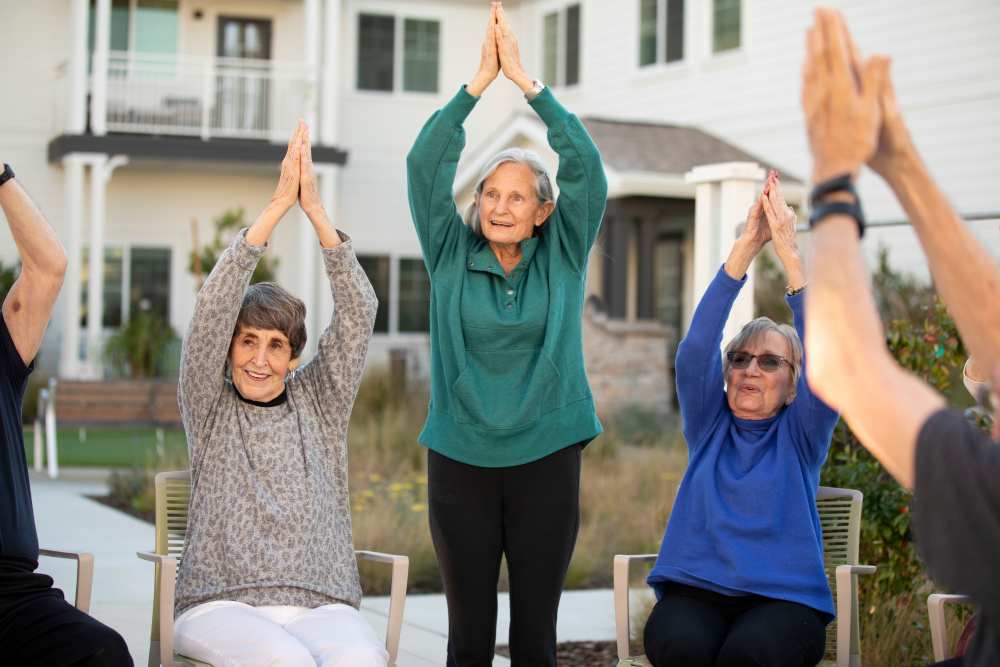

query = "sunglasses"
[{"left": 726, "top": 351, "right": 791, "bottom": 373}]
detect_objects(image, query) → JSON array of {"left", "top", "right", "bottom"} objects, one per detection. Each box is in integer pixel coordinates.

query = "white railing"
[
  {"left": 33, "top": 378, "right": 59, "bottom": 479},
  {"left": 102, "top": 51, "right": 317, "bottom": 141}
]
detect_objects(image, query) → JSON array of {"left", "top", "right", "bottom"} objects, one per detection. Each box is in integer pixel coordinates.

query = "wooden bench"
[{"left": 54, "top": 379, "right": 181, "bottom": 428}]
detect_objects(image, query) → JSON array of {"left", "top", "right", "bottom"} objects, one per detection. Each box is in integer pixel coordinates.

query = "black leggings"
[
  {"left": 427, "top": 445, "right": 581, "bottom": 667},
  {"left": 0, "top": 565, "right": 132, "bottom": 666},
  {"left": 643, "top": 582, "right": 827, "bottom": 667}
]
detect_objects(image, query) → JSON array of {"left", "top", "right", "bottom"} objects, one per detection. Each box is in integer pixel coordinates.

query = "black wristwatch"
[
  {"left": 0, "top": 163, "right": 14, "bottom": 188},
  {"left": 808, "top": 173, "right": 865, "bottom": 238}
]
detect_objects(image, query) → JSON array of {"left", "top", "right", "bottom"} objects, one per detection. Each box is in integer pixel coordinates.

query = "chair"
[
  {"left": 38, "top": 548, "right": 94, "bottom": 613},
  {"left": 613, "top": 486, "right": 876, "bottom": 667},
  {"left": 137, "top": 471, "right": 409, "bottom": 667},
  {"left": 927, "top": 593, "right": 974, "bottom": 661}
]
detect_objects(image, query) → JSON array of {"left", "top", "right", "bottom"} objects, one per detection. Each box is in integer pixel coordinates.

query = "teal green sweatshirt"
[{"left": 406, "top": 86, "right": 608, "bottom": 467}]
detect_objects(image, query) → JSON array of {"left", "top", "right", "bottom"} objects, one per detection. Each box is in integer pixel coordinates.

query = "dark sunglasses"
[{"left": 726, "top": 351, "right": 791, "bottom": 373}]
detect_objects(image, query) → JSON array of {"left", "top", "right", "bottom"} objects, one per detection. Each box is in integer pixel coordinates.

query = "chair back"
[
  {"left": 148, "top": 471, "right": 192, "bottom": 648},
  {"left": 816, "top": 486, "right": 863, "bottom": 663}
]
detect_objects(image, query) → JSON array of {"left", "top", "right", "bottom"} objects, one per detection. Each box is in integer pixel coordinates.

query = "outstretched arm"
[{"left": 0, "top": 173, "right": 68, "bottom": 366}]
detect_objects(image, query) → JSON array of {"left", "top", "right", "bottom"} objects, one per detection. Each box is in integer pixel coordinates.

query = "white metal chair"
[
  {"left": 927, "top": 593, "right": 974, "bottom": 661},
  {"left": 138, "top": 471, "right": 409, "bottom": 667},
  {"left": 39, "top": 548, "right": 94, "bottom": 613},
  {"left": 613, "top": 486, "right": 876, "bottom": 667}
]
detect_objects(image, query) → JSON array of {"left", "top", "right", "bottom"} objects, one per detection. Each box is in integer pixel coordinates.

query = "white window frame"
[
  {"left": 356, "top": 253, "right": 431, "bottom": 340},
  {"left": 636, "top": 0, "right": 687, "bottom": 71},
  {"left": 537, "top": 1, "right": 582, "bottom": 90},
  {"left": 709, "top": 0, "right": 744, "bottom": 56},
  {"left": 81, "top": 242, "right": 172, "bottom": 331},
  {"left": 351, "top": 6, "right": 443, "bottom": 97}
]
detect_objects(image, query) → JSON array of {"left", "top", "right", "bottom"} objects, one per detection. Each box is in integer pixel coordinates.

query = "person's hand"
[
  {"left": 495, "top": 3, "right": 534, "bottom": 93},
  {"left": 866, "top": 60, "right": 916, "bottom": 182},
  {"left": 270, "top": 121, "right": 304, "bottom": 213},
  {"left": 298, "top": 123, "right": 324, "bottom": 221},
  {"left": 740, "top": 186, "right": 771, "bottom": 250},
  {"left": 467, "top": 3, "right": 501, "bottom": 97},
  {"left": 801, "top": 8, "right": 888, "bottom": 184},
  {"left": 760, "top": 171, "right": 798, "bottom": 255}
]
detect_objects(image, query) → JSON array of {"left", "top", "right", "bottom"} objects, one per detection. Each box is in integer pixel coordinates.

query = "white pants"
[{"left": 174, "top": 601, "right": 389, "bottom": 667}]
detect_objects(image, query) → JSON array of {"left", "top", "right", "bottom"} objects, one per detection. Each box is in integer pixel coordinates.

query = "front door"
[{"left": 216, "top": 17, "right": 272, "bottom": 135}]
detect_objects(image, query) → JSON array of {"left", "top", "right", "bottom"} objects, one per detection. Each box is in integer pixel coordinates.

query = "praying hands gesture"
[
  {"left": 247, "top": 121, "right": 341, "bottom": 248},
  {"left": 468, "top": 2, "right": 538, "bottom": 97},
  {"left": 725, "top": 171, "right": 803, "bottom": 289}
]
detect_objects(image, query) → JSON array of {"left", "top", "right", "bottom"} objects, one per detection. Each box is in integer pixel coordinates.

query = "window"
[
  {"left": 398, "top": 259, "right": 430, "bottom": 333},
  {"left": 358, "top": 255, "right": 390, "bottom": 334},
  {"left": 357, "top": 13, "right": 440, "bottom": 93},
  {"left": 542, "top": 4, "right": 581, "bottom": 87},
  {"left": 81, "top": 245, "right": 171, "bottom": 328},
  {"left": 712, "top": 0, "right": 741, "bottom": 53},
  {"left": 639, "top": 0, "right": 684, "bottom": 67},
  {"left": 88, "top": 0, "right": 179, "bottom": 55}
]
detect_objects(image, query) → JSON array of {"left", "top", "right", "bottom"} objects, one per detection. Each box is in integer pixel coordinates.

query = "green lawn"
[{"left": 22, "top": 427, "right": 189, "bottom": 468}]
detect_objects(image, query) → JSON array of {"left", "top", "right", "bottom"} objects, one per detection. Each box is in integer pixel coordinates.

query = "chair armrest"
[
  {"left": 613, "top": 554, "right": 658, "bottom": 661},
  {"left": 39, "top": 548, "right": 94, "bottom": 614},
  {"left": 138, "top": 551, "right": 180, "bottom": 667},
  {"left": 834, "top": 564, "right": 876, "bottom": 667},
  {"left": 356, "top": 550, "right": 409, "bottom": 665},
  {"left": 928, "top": 593, "right": 974, "bottom": 661}
]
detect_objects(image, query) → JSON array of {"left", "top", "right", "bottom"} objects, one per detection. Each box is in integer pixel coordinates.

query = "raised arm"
[
  {"left": 406, "top": 7, "right": 498, "bottom": 274},
  {"left": 496, "top": 5, "right": 608, "bottom": 268},
  {"left": 801, "top": 8, "right": 944, "bottom": 489},
  {"left": 179, "top": 124, "right": 303, "bottom": 439},
  {"left": 0, "top": 170, "right": 68, "bottom": 366}
]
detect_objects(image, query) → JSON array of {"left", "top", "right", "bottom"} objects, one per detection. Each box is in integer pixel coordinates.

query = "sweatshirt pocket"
[{"left": 451, "top": 349, "right": 561, "bottom": 430}]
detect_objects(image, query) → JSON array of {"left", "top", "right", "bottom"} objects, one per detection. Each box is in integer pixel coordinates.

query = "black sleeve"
[
  {"left": 912, "top": 408, "right": 1000, "bottom": 616},
  {"left": 0, "top": 312, "right": 33, "bottom": 390}
]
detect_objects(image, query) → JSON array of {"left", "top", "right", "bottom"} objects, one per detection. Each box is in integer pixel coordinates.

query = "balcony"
[{"left": 101, "top": 51, "right": 315, "bottom": 142}]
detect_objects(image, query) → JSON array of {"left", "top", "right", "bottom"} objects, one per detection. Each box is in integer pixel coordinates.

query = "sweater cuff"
[
  {"left": 714, "top": 264, "right": 747, "bottom": 291},
  {"left": 528, "top": 87, "right": 570, "bottom": 129},
  {"left": 441, "top": 85, "right": 480, "bottom": 125},
  {"left": 321, "top": 230, "right": 357, "bottom": 272},
  {"left": 233, "top": 228, "right": 267, "bottom": 269}
]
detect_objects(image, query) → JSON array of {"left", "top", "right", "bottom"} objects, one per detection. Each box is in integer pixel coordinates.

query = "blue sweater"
[{"left": 647, "top": 266, "right": 839, "bottom": 619}]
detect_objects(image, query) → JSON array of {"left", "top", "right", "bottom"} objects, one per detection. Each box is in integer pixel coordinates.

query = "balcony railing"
[{"left": 100, "top": 51, "right": 316, "bottom": 141}]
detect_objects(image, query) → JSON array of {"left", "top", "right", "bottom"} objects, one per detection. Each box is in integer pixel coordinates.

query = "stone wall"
[{"left": 582, "top": 307, "right": 675, "bottom": 417}]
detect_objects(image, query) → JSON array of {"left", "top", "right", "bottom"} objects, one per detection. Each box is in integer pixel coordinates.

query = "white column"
[
  {"left": 685, "top": 162, "right": 765, "bottom": 346},
  {"left": 303, "top": 0, "right": 322, "bottom": 133},
  {"left": 90, "top": 0, "right": 111, "bottom": 136},
  {"left": 321, "top": 0, "right": 343, "bottom": 144},
  {"left": 85, "top": 155, "right": 129, "bottom": 376},
  {"left": 68, "top": 0, "right": 89, "bottom": 133},
  {"left": 60, "top": 155, "right": 86, "bottom": 378}
]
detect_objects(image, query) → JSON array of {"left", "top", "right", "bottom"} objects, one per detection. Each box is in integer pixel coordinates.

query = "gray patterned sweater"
[{"left": 174, "top": 230, "right": 377, "bottom": 617}]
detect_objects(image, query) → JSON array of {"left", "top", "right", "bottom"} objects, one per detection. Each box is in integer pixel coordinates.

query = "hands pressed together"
[
  {"left": 731, "top": 170, "right": 805, "bottom": 289},
  {"left": 468, "top": 2, "right": 535, "bottom": 98}
]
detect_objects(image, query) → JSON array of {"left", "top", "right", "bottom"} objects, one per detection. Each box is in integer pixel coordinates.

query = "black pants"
[
  {"left": 0, "top": 559, "right": 132, "bottom": 666},
  {"left": 643, "top": 582, "right": 827, "bottom": 667},
  {"left": 428, "top": 445, "right": 581, "bottom": 667}
]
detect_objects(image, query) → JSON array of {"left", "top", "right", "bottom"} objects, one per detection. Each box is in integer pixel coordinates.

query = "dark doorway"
[{"left": 216, "top": 17, "right": 272, "bottom": 134}]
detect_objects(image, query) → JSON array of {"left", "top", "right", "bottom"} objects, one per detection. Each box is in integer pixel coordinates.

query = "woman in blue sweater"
[{"left": 644, "top": 171, "right": 839, "bottom": 666}]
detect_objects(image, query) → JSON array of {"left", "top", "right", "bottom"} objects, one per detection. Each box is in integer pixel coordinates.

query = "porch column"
[
  {"left": 303, "top": 0, "right": 322, "bottom": 133},
  {"left": 90, "top": 0, "right": 111, "bottom": 136},
  {"left": 85, "top": 155, "right": 128, "bottom": 376},
  {"left": 321, "top": 0, "right": 343, "bottom": 144},
  {"left": 67, "top": 0, "right": 89, "bottom": 134},
  {"left": 686, "top": 162, "right": 765, "bottom": 346},
  {"left": 60, "top": 155, "right": 87, "bottom": 378}
]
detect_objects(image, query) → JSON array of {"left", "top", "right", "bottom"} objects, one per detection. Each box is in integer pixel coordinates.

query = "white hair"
[
  {"left": 723, "top": 317, "right": 803, "bottom": 401},
  {"left": 462, "top": 148, "right": 555, "bottom": 237}
]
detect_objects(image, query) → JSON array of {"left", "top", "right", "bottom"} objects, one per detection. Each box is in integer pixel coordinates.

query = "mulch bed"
[
  {"left": 495, "top": 641, "right": 618, "bottom": 666},
  {"left": 89, "top": 494, "right": 154, "bottom": 524}
]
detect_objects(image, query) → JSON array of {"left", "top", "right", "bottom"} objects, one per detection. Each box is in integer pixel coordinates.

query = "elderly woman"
[
  {"left": 405, "top": 3, "right": 606, "bottom": 665},
  {"left": 643, "top": 172, "right": 839, "bottom": 667},
  {"left": 172, "top": 122, "right": 384, "bottom": 667}
]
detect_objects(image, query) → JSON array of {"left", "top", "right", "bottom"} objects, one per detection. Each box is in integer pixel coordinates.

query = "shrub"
[{"left": 103, "top": 308, "right": 179, "bottom": 378}]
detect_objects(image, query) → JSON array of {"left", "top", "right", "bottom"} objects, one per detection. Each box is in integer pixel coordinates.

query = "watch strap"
[
  {"left": 0, "top": 163, "right": 14, "bottom": 187},
  {"left": 808, "top": 200, "right": 866, "bottom": 238}
]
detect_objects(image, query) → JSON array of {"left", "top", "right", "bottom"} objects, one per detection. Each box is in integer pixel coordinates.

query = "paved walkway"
[{"left": 30, "top": 469, "right": 620, "bottom": 666}]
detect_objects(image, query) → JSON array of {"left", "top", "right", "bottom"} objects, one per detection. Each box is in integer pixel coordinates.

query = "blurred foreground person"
[
  {"left": 801, "top": 8, "right": 1000, "bottom": 666},
  {"left": 0, "top": 164, "right": 132, "bottom": 665}
]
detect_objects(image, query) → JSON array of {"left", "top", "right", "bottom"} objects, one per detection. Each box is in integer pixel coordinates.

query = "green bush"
[
  {"left": 103, "top": 309, "right": 179, "bottom": 378},
  {"left": 190, "top": 208, "right": 278, "bottom": 287}
]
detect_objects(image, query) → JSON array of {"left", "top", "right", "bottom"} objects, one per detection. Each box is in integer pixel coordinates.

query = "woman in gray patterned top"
[{"left": 172, "top": 122, "right": 385, "bottom": 667}]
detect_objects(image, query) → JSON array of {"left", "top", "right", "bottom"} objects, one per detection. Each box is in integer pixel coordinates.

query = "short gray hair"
[
  {"left": 723, "top": 317, "right": 803, "bottom": 400},
  {"left": 462, "top": 148, "right": 555, "bottom": 237},
  {"left": 235, "top": 282, "right": 307, "bottom": 359}
]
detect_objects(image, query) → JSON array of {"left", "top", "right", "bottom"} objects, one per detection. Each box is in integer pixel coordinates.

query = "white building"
[{"left": 2, "top": 0, "right": 998, "bottom": 411}]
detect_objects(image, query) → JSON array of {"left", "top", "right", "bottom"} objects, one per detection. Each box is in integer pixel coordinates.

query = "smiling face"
[
  {"left": 726, "top": 330, "right": 795, "bottom": 420},
  {"left": 477, "top": 162, "right": 554, "bottom": 246},
  {"left": 229, "top": 326, "right": 294, "bottom": 402}
]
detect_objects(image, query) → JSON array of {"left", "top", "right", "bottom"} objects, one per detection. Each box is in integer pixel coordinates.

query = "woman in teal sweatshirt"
[{"left": 405, "top": 4, "right": 607, "bottom": 665}]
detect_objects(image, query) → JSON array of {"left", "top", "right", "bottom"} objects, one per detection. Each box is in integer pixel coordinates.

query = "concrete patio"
[{"left": 30, "top": 469, "right": 619, "bottom": 665}]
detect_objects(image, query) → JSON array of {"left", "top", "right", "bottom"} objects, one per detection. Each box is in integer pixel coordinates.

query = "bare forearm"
[
  {"left": 304, "top": 208, "right": 343, "bottom": 249},
  {"left": 724, "top": 238, "right": 760, "bottom": 279},
  {"left": 775, "top": 247, "right": 806, "bottom": 291},
  {"left": 0, "top": 179, "right": 67, "bottom": 277},
  {"left": 807, "top": 215, "right": 944, "bottom": 489},
  {"left": 884, "top": 151, "right": 1000, "bottom": 369},
  {"left": 246, "top": 201, "right": 289, "bottom": 247}
]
